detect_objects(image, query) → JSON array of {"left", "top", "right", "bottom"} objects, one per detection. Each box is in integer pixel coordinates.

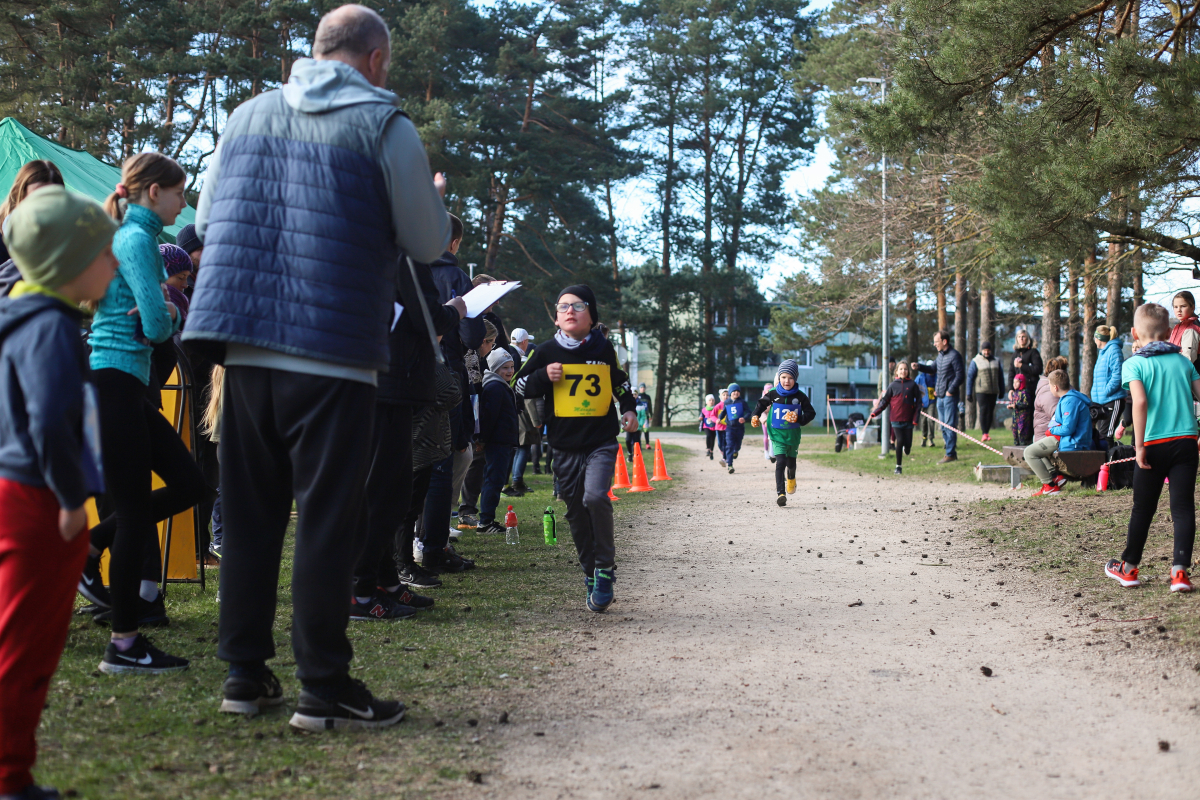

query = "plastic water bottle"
[
  {"left": 505, "top": 506, "right": 519, "bottom": 545},
  {"left": 543, "top": 506, "right": 556, "bottom": 545}
]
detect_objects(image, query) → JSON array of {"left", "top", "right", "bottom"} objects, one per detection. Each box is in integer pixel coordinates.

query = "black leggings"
[
  {"left": 705, "top": 429, "right": 716, "bottom": 452},
  {"left": 893, "top": 424, "right": 914, "bottom": 466},
  {"left": 1122, "top": 437, "right": 1198, "bottom": 568},
  {"left": 976, "top": 394, "right": 997, "bottom": 434},
  {"left": 774, "top": 456, "right": 796, "bottom": 494},
  {"left": 91, "top": 368, "right": 206, "bottom": 632}
]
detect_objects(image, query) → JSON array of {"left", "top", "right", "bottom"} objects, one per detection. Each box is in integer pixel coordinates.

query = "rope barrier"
[{"left": 918, "top": 410, "right": 1005, "bottom": 456}]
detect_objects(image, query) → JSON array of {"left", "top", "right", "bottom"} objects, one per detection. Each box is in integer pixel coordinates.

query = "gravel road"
[{"left": 481, "top": 433, "right": 1200, "bottom": 798}]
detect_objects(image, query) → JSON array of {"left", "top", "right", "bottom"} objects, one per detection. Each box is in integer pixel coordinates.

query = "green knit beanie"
[{"left": 4, "top": 186, "right": 117, "bottom": 289}]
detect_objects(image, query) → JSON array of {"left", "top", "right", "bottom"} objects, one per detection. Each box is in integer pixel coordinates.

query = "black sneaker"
[
  {"left": 501, "top": 485, "right": 524, "bottom": 497},
  {"left": 476, "top": 520, "right": 505, "bottom": 535},
  {"left": 220, "top": 666, "right": 284, "bottom": 717},
  {"left": 209, "top": 541, "right": 223, "bottom": 560},
  {"left": 289, "top": 677, "right": 405, "bottom": 732},
  {"left": 427, "top": 548, "right": 473, "bottom": 573},
  {"left": 381, "top": 585, "right": 435, "bottom": 610},
  {"left": 349, "top": 594, "right": 418, "bottom": 621},
  {"left": 98, "top": 633, "right": 189, "bottom": 675},
  {"left": 77, "top": 555, "right": 111, "bottom": 609},
  {"left": 397, "top": 564, "right": 442, "bottom": 589},
  {"left": 513, "top": 480, "right": 531, "bottom": 494},
  {"left": 728, "top": 466, "right": 735, "bottom": 474},
  {"left": 777, "top": 494, "right": 786, "bottom": 506},
  {"left": 92, "top": 593, "right": 170, "bottom": 628}
]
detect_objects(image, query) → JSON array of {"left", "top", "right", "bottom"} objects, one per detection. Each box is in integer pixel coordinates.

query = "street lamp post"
[{"left": 858, "top": 76, "right": 888, "bottom": 457}]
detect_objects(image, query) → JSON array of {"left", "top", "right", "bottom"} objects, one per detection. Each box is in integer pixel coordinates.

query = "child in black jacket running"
[
  {"left": 751, "top": 360, "right": 816, "bottom": 505},
  {"left": 514, "top": 285, "right": 637, "bottom": 612}
]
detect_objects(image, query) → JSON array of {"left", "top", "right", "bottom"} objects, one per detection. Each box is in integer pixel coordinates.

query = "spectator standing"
[
  {"left": 1169, "top": 291, "right": 1200, "bottom": 366},
  {"left": 913, "top": 360, "right": 937, "bottom": 447},
  {"left": 0, "top": 161, "right": 65, "bottom": 296},
  {"left": 636, "top": 383, "right": 653, "bottom": 446},
  {"left": 916, "top": 330, "right": 964, "bottom": 463},
  {"left": 476, "top": 349, "right": 520, "bottom": 534},
  {"left": 1011, "top": 329, "right": 1043, "bottom": 388},
  {"left": 966, "top": 341, "right": 1004, "bottom": 442},
  {"left": 0, "top": 189, "right": 115, "bottom": 800},
  {"left": 184, "top": 5, "right": 451, "bottom": 731}
]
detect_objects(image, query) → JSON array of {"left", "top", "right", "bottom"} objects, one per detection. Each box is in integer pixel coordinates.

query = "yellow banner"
[{"left": 553, "top": 364, "right": 612, "bottom": 417}]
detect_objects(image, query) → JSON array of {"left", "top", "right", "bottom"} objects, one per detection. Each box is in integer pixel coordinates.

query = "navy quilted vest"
[{"left": 184, "top": 90, "right": 399, "bottom": 371}]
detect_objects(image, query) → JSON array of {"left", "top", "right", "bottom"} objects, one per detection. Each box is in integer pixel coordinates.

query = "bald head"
[
  {"left": 313, "top": 5, "right": 391, "bottom": 87},
  {"left": 314, "top": 5, "right": 390, "bottom": 58}
]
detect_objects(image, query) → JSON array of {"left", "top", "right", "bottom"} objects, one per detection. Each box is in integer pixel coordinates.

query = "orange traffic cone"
[
  {"left": 650, "top": 439, "right": 672, "bottom": 481},
  {"left": 608, "top": 486, "right": 620, "bottom": 501},
  {"left": 613, "top": 445, "right": 632, "bottom": 489},
  {"left": 628, "top": 443, "right": 654, "bottom": 492}
]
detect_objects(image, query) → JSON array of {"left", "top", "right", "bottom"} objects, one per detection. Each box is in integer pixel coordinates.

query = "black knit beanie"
[
  {"left": 558, "top": 284, "right": 599, "bottom": 325},
  {"left": 175, "top": 223, "right": 202, "bottom": 255}
]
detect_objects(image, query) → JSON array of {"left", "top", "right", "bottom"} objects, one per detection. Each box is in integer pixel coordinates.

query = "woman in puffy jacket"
[{"left": 1090, "top": 325, "right": 1129, "bottom": 439}]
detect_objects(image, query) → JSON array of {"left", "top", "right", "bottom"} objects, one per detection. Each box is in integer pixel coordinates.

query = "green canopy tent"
[{"left": 0, "top": 117, "right": 195, "bottom": 242}]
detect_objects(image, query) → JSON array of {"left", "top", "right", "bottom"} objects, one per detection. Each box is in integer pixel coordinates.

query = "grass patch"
[
  {"left": 36, "top": 444, "right": 688, "bottom": 799},
  {"left": 968, "top": 488, "right": 1200, "bottom": 654},
  {"left": 797, "top": 428, "right": 1017, "bottom": 484}
]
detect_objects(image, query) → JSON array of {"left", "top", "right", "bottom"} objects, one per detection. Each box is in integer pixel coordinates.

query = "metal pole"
[{"left": 880, "top": 78, "right": 889, "bottom": 456}]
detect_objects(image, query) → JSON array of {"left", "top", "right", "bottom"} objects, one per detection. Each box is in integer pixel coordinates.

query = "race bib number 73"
[{"left": 553, "top": 364, "right": 612, "bottom": 417}]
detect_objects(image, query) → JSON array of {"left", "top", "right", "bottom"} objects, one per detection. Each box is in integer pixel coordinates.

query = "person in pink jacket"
[
  {"left": 699, "top": 394, "right": 720, "bottom": 460},
  {"left": 1033, "top": 356, "right": 1068, "bottom": 439}
]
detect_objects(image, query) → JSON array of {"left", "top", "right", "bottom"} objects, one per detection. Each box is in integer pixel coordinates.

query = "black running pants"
[
  {"left": 893, "top": 423, "right": 914, "bottom": 467},
  {"left": 774, "top": 456, "right": 797, "bottom": 494},
  {"left": 976, "top": 394, "right": 997, "bottom": 435},
  {"left": 352, "top": 404, "right": 412, "bottom": 598},
  {"left": 1122, "top": 437, "right": 1198, "bottom": 568}
]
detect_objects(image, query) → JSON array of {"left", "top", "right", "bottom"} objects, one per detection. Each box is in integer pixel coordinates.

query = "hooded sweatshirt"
[
  {"left": 0, "top": 293, "right": 103, "bottom": 510},
  {"left": 1047, "top": 388, "right": 1093, "bottom": 452},
  {"left": 188, "top": 58, "right": 450, "bottom": 382}
]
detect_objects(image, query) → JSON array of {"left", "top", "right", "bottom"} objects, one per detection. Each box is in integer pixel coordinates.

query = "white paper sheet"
[
  {"left": 391, "top": 302, "right": 405, "bottom": 331},
  {"left": 461, "top": 280, "right": 522, "bottom": 318}
]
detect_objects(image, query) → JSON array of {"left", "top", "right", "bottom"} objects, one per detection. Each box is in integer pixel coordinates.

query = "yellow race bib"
[{"left": 553, "top": 364, "right": 612, "bottom": 417}]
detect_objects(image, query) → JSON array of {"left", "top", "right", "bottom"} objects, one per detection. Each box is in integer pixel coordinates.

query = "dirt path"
[{"left": 480, "top": 433, "right": 1200, "bottom": 799}]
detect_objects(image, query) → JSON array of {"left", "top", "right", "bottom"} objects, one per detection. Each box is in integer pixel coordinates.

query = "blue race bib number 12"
[{"left": 770, "top": 401, "right": 800, "bottom": 429}]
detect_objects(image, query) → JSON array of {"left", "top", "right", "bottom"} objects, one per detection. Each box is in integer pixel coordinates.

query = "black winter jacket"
[
  {"left": 377, "top": 258, "right": 461, "bottom": 407},
  {"left": 479, "top": 371, "right": 519, "bottom": 446}
]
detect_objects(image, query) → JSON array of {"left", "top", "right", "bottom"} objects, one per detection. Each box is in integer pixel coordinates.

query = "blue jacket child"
[
  {"left": 722, "top": 383, "right": 748, "bottom": 473},
  {"left": 477, "top": 348, "right": 519, "bottom": 527},
  {"left": 1048, "top": 389, "right": 1093, "bottom": 452}
]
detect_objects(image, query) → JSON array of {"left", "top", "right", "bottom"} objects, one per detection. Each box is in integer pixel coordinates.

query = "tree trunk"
[
  {"left": 936, "top": 278, "right": 948, "bottom": 335},
  {"left": 905, "top": 279, "right": 918, "bottom": 362},
  {"left": 1107, "top": 233, "right": 1124, "bottom": 330},
  {"left": 1068, "top": 259, "right": 1081, "bottom": 390},
  {"left": 1041, "top": 270, "right": 1060, "bottom": 367},
  {"left": 1081, "top": 248, "right": 1099, "bottom": 394},
  {"left": 953, "top": 270, "right": 967, "bottom": 359},
  {"left": 979, "top": 279, "right": 995, "bottom": 352},
  {"left": 966, "top": 286, "right": 978, "bottom": 429},
  {"left": 1130, "top": 208, "right": 1144, "bottom": 308},
  {"left": 652, "top": 93, "right": 678, "bottom": 427}
]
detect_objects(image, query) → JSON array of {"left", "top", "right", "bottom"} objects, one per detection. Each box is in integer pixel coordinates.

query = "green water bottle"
[{"left": 543, "top": 506, "right": 556, "bottom": 545}]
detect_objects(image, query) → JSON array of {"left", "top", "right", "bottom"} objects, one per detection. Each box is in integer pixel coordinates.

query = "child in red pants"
[{"left": 0, "top": 186, "right": 116, "bottom": 800}]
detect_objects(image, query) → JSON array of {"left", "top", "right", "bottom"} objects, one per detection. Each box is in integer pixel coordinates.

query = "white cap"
[{"left": 510, "top": 327, "right": 532, "bottom": 343}]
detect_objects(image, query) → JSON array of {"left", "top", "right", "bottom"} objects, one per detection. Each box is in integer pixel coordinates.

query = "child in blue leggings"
[{"left": 723, "top": 383, "right": 747, "bottom": 473}]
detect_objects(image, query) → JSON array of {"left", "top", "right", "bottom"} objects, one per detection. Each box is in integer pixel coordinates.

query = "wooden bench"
[{"left": 1002, "top": 445, "right": 1106, "bottom": 479}]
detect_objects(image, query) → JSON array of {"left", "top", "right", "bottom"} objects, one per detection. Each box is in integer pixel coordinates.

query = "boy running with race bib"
[
  {"left": 514, "top": 285, "right": 638, "bottom": 612},
  {"left": 751, "top": 360, "right": 816, "bottom": 506}
]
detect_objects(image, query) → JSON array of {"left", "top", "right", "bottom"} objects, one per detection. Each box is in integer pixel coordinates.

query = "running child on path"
[
  {"left": 699, "top": 394, "right": 719, "bottom": 460},
  {"left": 514, "top": 284, "right": 638, "bottom": 613},
  {"left": 760, "top": 382, "right": 774, "bottom": 462},
  {"left": 0, "top": 188, "right": 115, "bottom": 800},
  {"left": 722, "top": 383, "right": 747, "bottom": 473},
  {"left": 869, "top": 361, "right": 924, "bottom": 475},
  {"left": 715, "top": 388, "right": 729, "bottom": 466},
  {"left": 750, "top": 360, "right": 816, "bottom": 506},
  {"left": 1104, "top": 303, "right": 1200, "bottom": 593}
]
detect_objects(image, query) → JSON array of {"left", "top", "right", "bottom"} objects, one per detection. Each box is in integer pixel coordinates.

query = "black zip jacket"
[
  {"left": 514, "top": 331, "right": 635, "bottom": 452},
  {"left": 752, "top": 388, "right": 817, "bottom": 426}
]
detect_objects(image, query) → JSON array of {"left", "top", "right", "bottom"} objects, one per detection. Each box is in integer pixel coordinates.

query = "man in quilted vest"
[
  {"left": 966, "top": 341, "right": 1005, "bottom": 442},
  {"left": 184, "top": 4, "right": 455, "bottom": 732}
]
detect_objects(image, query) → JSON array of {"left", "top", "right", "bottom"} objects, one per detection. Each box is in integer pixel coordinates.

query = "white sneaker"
[{"left": 448, "top": 526, "right": 461, "bottom": 542}]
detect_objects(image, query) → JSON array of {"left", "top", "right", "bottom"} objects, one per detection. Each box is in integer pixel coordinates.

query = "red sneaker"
[
  {"left": 1170, "top": 567, "right": 1193, "bottom": 593},
  {"left": 982, "top": 433, "right": 991, "bottom": 442},
  {"left": 1051, "top": 474, "right": 1068, "bottom": 488},
  {"left": 1105, "top": 558, "right": 1140, "bottom": 588},
  {"left": 1032, "top": 483, "right": 1061, "bottom": 497}
]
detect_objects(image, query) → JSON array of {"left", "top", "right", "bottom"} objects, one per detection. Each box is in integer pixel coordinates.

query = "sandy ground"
[{"left": 477, "top": 433, "right": 1200, "bottom": 799}]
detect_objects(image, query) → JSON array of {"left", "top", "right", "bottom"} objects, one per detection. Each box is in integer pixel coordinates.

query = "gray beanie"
[{"left": 487, "top": 348, "right": 514, "bottom": 371}]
